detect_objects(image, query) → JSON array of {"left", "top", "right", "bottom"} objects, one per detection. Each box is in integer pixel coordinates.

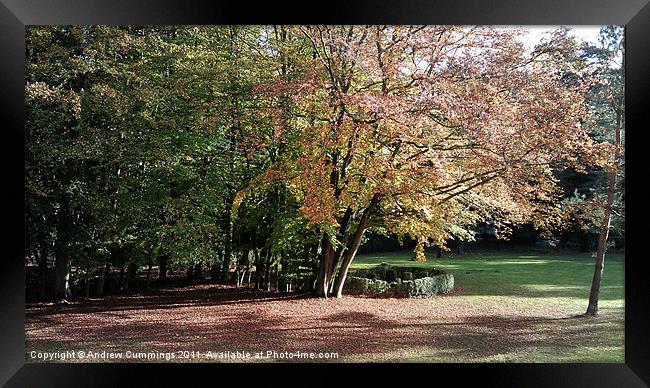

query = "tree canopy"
[{"left": 25, "top": 25, "right": 616, "bottom": 300}]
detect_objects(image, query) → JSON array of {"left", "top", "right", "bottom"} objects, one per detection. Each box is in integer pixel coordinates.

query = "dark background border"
[{"left": 2, "top": 0, "right": 648, "bottom": 386}]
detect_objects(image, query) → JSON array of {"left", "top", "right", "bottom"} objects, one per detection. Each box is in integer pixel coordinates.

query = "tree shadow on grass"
[
  {"left": 26, "top": 285, "right": 313, "bottom": 317},
  {"left": 25, "top": 285, "right": 625, "bottom": 363}
]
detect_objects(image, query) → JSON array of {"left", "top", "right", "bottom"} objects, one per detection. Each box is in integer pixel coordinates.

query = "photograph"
[{"left": 23, "top": 24, "right": 627, "bottom": 364}]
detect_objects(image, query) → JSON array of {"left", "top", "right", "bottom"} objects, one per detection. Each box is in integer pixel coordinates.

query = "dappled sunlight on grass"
[
  {"left": 523, "top": 284, "right": 585, "bottom": 291},
  {"left": 481, "top": 260, "right": 552, "bottom": 265}
]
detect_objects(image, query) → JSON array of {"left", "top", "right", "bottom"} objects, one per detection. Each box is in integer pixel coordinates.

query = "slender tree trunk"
[
  {"left": 586, "top": 212, "right": 611, "bottom": 316},
  {"left": 333, "top": 233, "right": 365, "bottom": 299},
  {"left": 221, "top": 234, "right": 233, "bottom": 275},
  {"left": 221, "top": 29, "right": 240, "bottom": 281},
  {"left": 54, "top": 253, "right": 71, "bottom": 301},
  {"left": 310, "top": 243, "right": 319, "bottom": 291},
  {"left": 96, "top": 275, "right": 105, "bottom": 297},
  {"left": 236, "top": 249, "right": 249, "bottom": 287},
  {"left": 254, "top": 248, "right": 262, "bottom": 289},
  {"left": 275, "top": 260, "right": 280, "bottom": 292},
  {"left": 118, "top": 265, "right": 125, "bottom": 292},
  {"left": 36, "top": 249, "right": 48, "bottom": 300},
  {"left": 221, "top": 212, "right": 234, "bottom": 279},
  {"left": 239, "top": 267, "right": 247, "bottom": 287},
  {"left": 146, "top": 258, "right": 153, "bottom": 289},
  {"left": 313, "top": 234, "right": 325, "bottom": 295},
  {"left": 84, "top": 278, "right": 91, "bottom": 298},
  {"left": 265, "top": 251, "right": 272, "bottom": 292},
  {"left": 586, "top": 107, "right": 622, "bottom": 316},
  {"left": 97, "top": 263, "right": 110, "bottom": 296},
  {"left": 40, "top": 265, "right": 48, "bottom": 300}
]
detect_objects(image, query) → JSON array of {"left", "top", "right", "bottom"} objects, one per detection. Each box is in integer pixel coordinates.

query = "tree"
[
  {"left": 250, "top": 26, "right": 609, "bottom": 298},
  {"left": 26, "top": 26, "right": 102, "bottom": 300},
  {"left": 582, "top": 26, "right": 625, "bottom": 316}
]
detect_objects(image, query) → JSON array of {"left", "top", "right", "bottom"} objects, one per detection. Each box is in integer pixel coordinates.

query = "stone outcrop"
[{"left": 343, "top": 263, "right": 454, "bottom": 297}]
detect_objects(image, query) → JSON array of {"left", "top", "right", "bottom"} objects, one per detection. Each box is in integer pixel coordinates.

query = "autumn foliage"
[
  {"left": 25, "top": 26, "right": 614, "bottom": 301},
  {"left": 246, "top": 26, "right": 610, "bottom": 297}
]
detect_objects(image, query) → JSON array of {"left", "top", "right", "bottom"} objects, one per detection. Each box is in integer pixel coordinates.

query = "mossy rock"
[
  {"left": 345, "top": 264, "right": 454, "bottom": 297},
  {"left": 367, "top": 279, "right": 389, "bottom": 295},
  {"left": 345, "top": 276, "right": 372, "bottom": 293},
  {"left": 344, "top": 276, "right": 389, "bottom": 295},
  {"left": 389, "top": 280, "right": 416, "bottom": 297}
]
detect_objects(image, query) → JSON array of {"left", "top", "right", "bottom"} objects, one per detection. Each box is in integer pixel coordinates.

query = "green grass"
[
  {"left": 353, "top": 249, "right": 624, "bottom": 308},
  {"left": 352, "top": 249, "right": 625, "bottom": 362}
]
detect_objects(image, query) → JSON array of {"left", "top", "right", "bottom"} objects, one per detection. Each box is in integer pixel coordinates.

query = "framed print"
[{"left": 3, "top": 0, "right": 649, "bottom": 386}]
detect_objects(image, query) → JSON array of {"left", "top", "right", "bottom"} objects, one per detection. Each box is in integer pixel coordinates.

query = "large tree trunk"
[
  {"left": 126, "top": 262, "right": 138, "bottom": 290},
  {"left": 54, "top": 253, "right": 71, "bottom": 301},
  {"left": 586, "top": 106, "right": 622, "bottom": 316},
  {"left": 158, "top": 254, "right": 168, "bottom": 281},
  {"left": 315, "top": 207, "right": 356, "bottom": 297},
  {"left": 96, "top": 276, "right": 105, "bottom": 297},
  {"left": 54, "top": 196, "right": 72, "bottom": 301},
  {"left": 96, "top": 263, "right": 110, "bottom": 296},
  {"left": 327, "top": 208, "right": 354, "bottom": 293},
  {"left": 333, "top": 196, "right": 378, "bottom": 298},
  {"left": 315, "top": 235, "right": 335, "bottom": 298},
  {"left": 210, "top": 258, "right": 221, "bottom": 284}
]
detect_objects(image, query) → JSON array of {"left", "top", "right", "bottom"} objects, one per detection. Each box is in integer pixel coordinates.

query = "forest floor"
[{"left": 25, "top": 250, "right": 624, "bottom": 363}]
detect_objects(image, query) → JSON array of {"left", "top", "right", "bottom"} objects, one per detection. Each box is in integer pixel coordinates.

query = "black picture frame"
[{"left": 2, "top": 0, "right": 648, "bottom": 386}]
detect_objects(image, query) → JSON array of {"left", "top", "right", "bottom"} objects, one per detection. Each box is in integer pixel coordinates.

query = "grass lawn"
[
  {"left": 25, "top": 249, "right": 624, "bottom": 363},
  {"left": 352, "top": 249, "right": 625, "bottom": 362}
]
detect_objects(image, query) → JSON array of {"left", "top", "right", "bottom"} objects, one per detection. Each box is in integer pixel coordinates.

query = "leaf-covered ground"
[{"left": 25, "top": 250, "right": 624, "bottom": 363}]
